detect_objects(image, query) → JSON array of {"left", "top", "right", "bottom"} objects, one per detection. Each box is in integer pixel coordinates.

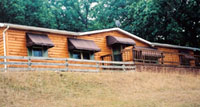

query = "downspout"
[{"left": 3, "top": 25, "right": 9, "bottom": 71}]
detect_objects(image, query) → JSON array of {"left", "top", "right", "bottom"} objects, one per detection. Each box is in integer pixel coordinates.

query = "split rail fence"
[{"left": 0, "top": 56, "right": 135, "bottom": 72}]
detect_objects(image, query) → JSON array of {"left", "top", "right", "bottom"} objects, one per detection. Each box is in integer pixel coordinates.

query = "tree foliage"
[{"left": 0, "top": 0, "right": 199, "bottom": 47}]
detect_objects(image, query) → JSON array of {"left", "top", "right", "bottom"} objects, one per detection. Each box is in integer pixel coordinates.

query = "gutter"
[
  {"left": 152, "top": 42, "right": 200, "bottom": 51},
  {"left": 2, "top": 25, "right": 9, "bottom": 71}
]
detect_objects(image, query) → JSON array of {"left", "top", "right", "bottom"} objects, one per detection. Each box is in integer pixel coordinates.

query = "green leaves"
[{"left": 0, "top": 0, "right": 199, "bottom": 47}]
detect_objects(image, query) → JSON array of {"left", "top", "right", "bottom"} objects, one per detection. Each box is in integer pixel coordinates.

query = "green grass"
[{"left": 0, "top": 71, "right": 200, "bottom": 107}]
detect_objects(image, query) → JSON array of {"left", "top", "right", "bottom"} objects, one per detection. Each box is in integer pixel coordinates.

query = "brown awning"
[
  {"left": 184, "top": 55, "right": 195, "bottom": 60},
  {"left": 68, "top": 38, "right": 101, "bottom": 52},
  {"left": 134, "top": 46, "right": 158, "bottom": 51},
  {"left": 134, "top": 47, "right": 162, "bottom": 58},
  {"left": 106, "top": 36, "right": 136, "bottom": 46},
  {"left": 26, "top": 33, "right": 54, "bottom": 48},
  {"left": 142, "top": 51, "right": 162, "bottom": 58}
]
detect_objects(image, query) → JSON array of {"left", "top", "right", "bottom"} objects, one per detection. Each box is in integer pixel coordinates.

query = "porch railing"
[
  {"left": 130, "top": 49, "right": 200, "bottom": 67},
  {"left": 101, "top": 48, "right": 200, "bottom": 67},
  {"left": 0, "top": 56, "right": 135, "bottom": 72}
]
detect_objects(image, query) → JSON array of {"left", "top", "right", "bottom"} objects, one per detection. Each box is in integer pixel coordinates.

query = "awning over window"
[
  {"left": 26, "top": 33, "right": 54, "bottom": 48},
  {"left": 68, "top": 38, "right": 101, "bottom": 52},
  {"left": 142, "top": 51, "right": 162, "bottom": 58},
  {"left": 184, "top": 54, "right": 195, "bottom": 60},
  {"left": 106, "top": 36, "right": 136, "bottom": 46},
  {"left": 134, "top": 47, "right": 162, "bottom": 58}
]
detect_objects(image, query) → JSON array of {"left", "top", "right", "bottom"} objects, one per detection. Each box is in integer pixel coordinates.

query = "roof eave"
[
  {"left": 1, "top": 23, "right": 78, "bottom": 36},
  {"left": 78, "top": 27, "right": 153, "bottom": 46},
  {"left": 152, "top": 42, "right": 200, "bottom": 51}
]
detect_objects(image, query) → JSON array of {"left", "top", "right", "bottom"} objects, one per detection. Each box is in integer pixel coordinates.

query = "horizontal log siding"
[
  {"left": 48, "top": 34, "right": 69, "bottom": 58},
  {"left": 156, "top": 47, "right": 195, "bottom": 66},
  {"left": 78, "top": 31, "right": 150, "bottom": 61},
  {"left": 6, "top": 29, "right": 70, "bottom": 58},
  {"left": 0, "top": 28, "right": 4, "bottom": 68},
  {"left": 5, "top": 29, "right": 72, "bottom": 68},
  {"left": 189, "top": 51, "right": 195, "bottom": 66},
  {"left": 0, "top": 28, "right": 3, "bottom": 56},
  {"left": 156, "top": 47, "right": 180, "bottom": 65}
]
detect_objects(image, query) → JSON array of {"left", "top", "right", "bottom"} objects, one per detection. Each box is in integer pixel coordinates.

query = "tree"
[
  {"left": 0, "top": 0, "right": 56, "bottom": 28},
  {"left": 0, "top": 0, "right": 199, "bottom": 47},
  {"left": 0, "top": 0, "right": 25, "bottom": 24},
  {"left": 91, "top": 0, "right": 133, "bottom": 29},
  {"left": 49, "top": 0, "right": 97, "bottom": 31},
  {"left": 126, "top": 0, "right": 200, "bottom": 47}
]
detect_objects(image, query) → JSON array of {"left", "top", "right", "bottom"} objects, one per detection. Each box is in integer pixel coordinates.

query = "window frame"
[
  {"left": 111, "top": 45, "right": 124, "bottom": 61},
  {"left": 70, "top": 50, "right": 94, "bottom": 60},
  {"left": 27, "top": 46, "right": 48, "bottom": 57},
  {"left": 179, "top": 51, "right": 191, "bottom": 66}
]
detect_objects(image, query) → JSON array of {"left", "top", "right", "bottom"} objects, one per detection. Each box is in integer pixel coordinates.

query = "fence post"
[
  {"left": 96, "top": 62, "right": 100, "bottom": 72},
  {"left": 65, "top": 59, "right": 68, "bottom": 72},
  {"left": 28, "top": 57, "right": 31, "bottom": 71},
  {"left": 161, "top": 53, "right": 164, "bottom": 64},
  {"left": 123, "top": 64, "right": 126, "bottom": 72}
]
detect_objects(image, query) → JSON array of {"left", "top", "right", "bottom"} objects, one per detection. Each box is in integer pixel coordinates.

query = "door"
[{"left": 112, "top": 45, "right": 122, "bottom": 61}]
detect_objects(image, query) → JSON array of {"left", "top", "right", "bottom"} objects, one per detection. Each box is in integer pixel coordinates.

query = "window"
[
  {"left": 180, "top": 55, "right": 190, "bottom": 66},
  {"left": 194, "top": 51, "right": 200, "bottom": 66},
  {"left": 26, "top": 33, "right": 54, "bottom": 57},
  {"left": 33, "top": 48, "right": 43, "bottom": 57},
  {"left": 70, "top": 51, "right": 94, "bottom": 60},
  {"left": 28, "top": 47, "right": 48, "bottom": 57},
  {"left": 179, "top": 51, "right": 191, "bottom": 66},
  {"left": 71, "top": 51, "right": 81, "bottom": 59},
  {"left": 112, "top": 45, "right": 123, "bottom": 61}
]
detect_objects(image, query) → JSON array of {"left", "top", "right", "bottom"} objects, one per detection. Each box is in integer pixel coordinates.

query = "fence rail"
[{"left": 0, "top": 56, "right": 135, "bottom": 72}]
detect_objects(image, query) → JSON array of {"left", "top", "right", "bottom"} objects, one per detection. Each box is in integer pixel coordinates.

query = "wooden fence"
[{"left": 0, "top": 56, "right": 135, "bottom": 72}]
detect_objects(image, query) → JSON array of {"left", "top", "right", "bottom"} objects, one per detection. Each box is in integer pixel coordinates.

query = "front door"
[{"left": 112, "top": 45, "right": 122, "bottom": 61}]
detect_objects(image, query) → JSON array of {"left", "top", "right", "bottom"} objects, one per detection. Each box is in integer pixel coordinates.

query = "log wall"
[
  {"left": 0, "top": 28, "right": 4, "bottom": 68},
  {"left": 6, "top": 29, "right": 71, "bottom": 58},
  {"left": 78, "top": 31, "right": 150, "bottom": 61},
  {"left": 0, "top": 28, "right": 3, "bottom": 56},
  {"left": 2, "top": 28, "right": 198, "bottom": 68}
]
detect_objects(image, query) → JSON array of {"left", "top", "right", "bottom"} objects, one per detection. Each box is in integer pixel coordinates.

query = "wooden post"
[
  {"left": 161, "top": 53, "right": 164, "bottom": 64},
  {"left": 123, "top": 64, "right": 126, "bottom": 72},
  {"left": 65, "top": 59, "right": 68, "bottom": 72},
  {"left": 96, "top": 62, "right": 100, "bottom": 72},
  {"left": 28, "top": 57, "right": 31, "bottom": 71}
]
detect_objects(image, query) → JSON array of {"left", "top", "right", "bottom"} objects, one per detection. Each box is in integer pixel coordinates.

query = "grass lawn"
[{"left": 0, "top": 71, "right": 200, "bottom": 107}]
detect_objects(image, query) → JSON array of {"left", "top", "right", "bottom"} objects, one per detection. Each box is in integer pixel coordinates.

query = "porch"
[{"left": 101, "top": 47, "right": 200, "bottom": 68}]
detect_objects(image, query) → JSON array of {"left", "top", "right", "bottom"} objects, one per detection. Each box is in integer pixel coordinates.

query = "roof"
[
  {"left": 0, "top": 23, "right": 200, "bottom": 51},
  {"left": 0, "top": 23, "right": 77, "bottom": 36},
  {"left": 68, "top": 38, "right": 101, "bottom": 52},
  {"left": 0, "top": 23, "right": 152, "bottom": 45},
  {"left": 152, "top": 42, "right": 200, "bottom": 51}
]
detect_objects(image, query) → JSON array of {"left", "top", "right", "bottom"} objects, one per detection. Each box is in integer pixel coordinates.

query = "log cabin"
[{"left": 0, "top": 23, "right": 200, "bottom": 71}]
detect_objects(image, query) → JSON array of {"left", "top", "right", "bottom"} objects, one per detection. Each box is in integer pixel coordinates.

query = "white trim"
[
  {"left": 0, "top": 23, "right": 78, "bottom": 36},
  {"left": 152, "top": 42, "right": 200, "bottom": 51},
  {"left": 78, "top": 28, "right": 152, "bottom": 45}
]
